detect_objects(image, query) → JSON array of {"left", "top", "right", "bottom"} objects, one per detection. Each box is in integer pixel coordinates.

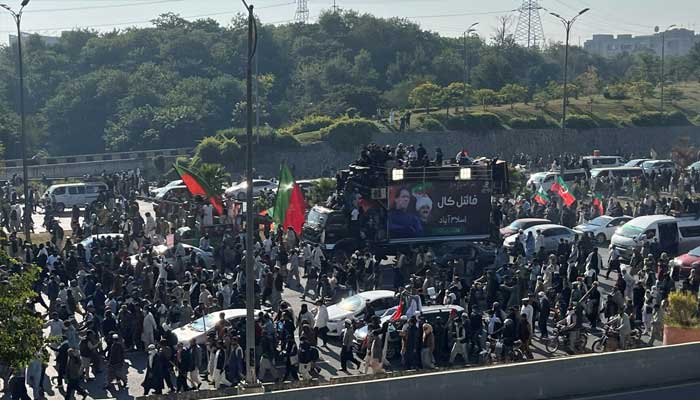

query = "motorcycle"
[
  {"left": 482, "top": 336, "right": 523, "bottom": 364},
  {"left": 591, "top": 325, "right": 643, "bottom": 353},
  {"left": 544, "top": 326, "right": 588, "bottom": 354}
]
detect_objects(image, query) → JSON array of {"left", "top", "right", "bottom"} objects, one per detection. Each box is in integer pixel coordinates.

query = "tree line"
[{"left": 1, "top": 10, "right": 699, "bottom": 158}]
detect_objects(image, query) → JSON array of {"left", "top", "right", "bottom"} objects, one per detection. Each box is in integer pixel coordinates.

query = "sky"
[{"left": 0, "top": 0, "right": 697, "bottom": 46}]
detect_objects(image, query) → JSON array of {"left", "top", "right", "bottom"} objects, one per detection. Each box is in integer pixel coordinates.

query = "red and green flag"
[
  {"left": 534, "top": 186, "right": 550, "bottom": 205},
  {"left": 592, "top": 192, "right": 605, "bottom": 215},
  {"left": 273, "top": 163, "right": 306, "bottom": 235},
  {"left": 551, "top": 176, "right": 576, "bottom": 207},
  {"left": 173, "top": 163, "right": 224, "bottom": 215}
]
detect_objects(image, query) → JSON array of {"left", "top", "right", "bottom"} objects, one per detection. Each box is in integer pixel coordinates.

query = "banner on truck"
[{"left": 387, "top": 180, "right": 491, "bottom": 240}]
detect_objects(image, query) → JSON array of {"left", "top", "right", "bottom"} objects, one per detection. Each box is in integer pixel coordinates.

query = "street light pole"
[
  {"left": 550, "top": 8, "right": 589, "bottom": 133},
  {"left": 241, "top": 0, "right": 258, "bottom": 387},
  {"left": 462, "top": 22, "right": 478, "bottom": 110},
  {"left": 659, "top": 24, "right": 677, "bottom": 112},
  {"left": 1, "top": 0, "right": 31, "bottom": 242}
]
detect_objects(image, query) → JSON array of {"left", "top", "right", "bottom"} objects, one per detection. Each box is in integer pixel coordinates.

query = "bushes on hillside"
[
  {"left": 280, "top": 115, "right": 335, "bottom": 135},
  {"left": 445, "top": 112, "right": 504, "bottom": 131},
  {"left": 565, "top": 114, "right": 598, "bottom": 130},
  {"left": 508, "top": 116, "right": 557, "bottom": 129},
  {"left": 630, "top": 111, "right": 691, "bottom": 127},
  {"left": 221, "top": 127, "right": 301, "bottom": 149},
  {"left": 420, "top": 117, "right": 446, "bottom": 131},
  {"left": 320, "top": 118, "right": 380, "bottom": 150},
  {"left": 603, "top": 83, "right": 629, "bottom": 100}
]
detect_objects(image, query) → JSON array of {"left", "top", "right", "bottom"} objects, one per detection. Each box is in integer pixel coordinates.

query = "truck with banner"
[{"left": 303, "top": 159, "right": 508, "bottom": 256}]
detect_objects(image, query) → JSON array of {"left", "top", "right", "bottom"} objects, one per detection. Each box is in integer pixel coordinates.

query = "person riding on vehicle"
[
  {"left": 606, "top": 309, "right": 631, "bottom": 350},
  {"left": 556, "top": 303, "right": 583, "bottom": 351}
]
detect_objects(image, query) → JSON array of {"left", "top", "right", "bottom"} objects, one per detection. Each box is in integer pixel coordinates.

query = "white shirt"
[
  {"left": 350, "top": 208, "right": 359, "bottom": 221},
  {"left": 314, "top": 305, "right": 329, "bottom": 329},
  {"left": 520, "top": 304, "right": 534, "bottom": 328}
]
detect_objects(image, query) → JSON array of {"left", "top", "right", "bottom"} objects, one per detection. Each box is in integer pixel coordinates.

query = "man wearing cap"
[
  {"left": 105, "top": 334, "right": 127, "bottom": 391},
  {"left": 449, "top": 313, "right": 469, "bottom": 364}
]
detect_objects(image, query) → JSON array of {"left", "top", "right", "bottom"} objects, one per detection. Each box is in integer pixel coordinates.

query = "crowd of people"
[{"left": 1, "top": 148, "right": 700, "bottom": 400}]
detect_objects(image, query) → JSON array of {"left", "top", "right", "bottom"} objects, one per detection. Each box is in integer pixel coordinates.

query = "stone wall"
[{"left": 259, "top": 126, "right": 700, "bottom": 178}]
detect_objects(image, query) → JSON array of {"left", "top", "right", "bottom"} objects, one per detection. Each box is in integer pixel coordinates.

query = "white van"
[
  {"left": 44, "top": 182, "right": 108, "bottom": 210},
  {"left": 590, "top": 167, "right": 644, "bottom": 180},
  {"left": 610, "top": 214, "right": 700, "bottom": 260},
  {"left": 582, "top": 156, "right": 626, "bottom": 169},
  {"left": 527, "top": 169, "right": 588, "bottom": 190}
]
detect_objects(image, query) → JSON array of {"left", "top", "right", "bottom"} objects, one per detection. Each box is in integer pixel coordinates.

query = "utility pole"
[
  {"left": 515, "top": 0, "right": 545, "bottom": 48},
  {"left": 1, "top": 0, "right": 31, "bottom": 243},
  {"left": 241, "top": 0, "right": 258, "bottom": 388},
  {"left": 462, "top": 22, "right": 478, "bottom": 109},
  {"left": 550, "top": 8, "right": 589, "bottom": 132},
  {"left": 659, "top": 24, "right": 677, "bottom": 112}
]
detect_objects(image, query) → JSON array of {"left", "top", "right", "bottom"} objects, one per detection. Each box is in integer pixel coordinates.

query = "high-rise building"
[{"left": 584, "top": 28, "right": 699, "bottom": 58}]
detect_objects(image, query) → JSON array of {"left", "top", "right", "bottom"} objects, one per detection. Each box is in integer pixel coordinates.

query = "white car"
[
  {"left": 526, "top": 172, "right": 548, "bottom": 188},
  {"left": 641, "top": 160, "right": 676, "bottom": 175},
  {"left": 574, "top": 215, "right": 632, "bottom": 243},
  {"left": 325, "top": 290, "right": 398, "bottom": 336},
  {"left": 150, "top": 179, "right": 183, "bottom": 198},
  {"left": 624, "top": 159, "right": 651, "bottom": 168},
  {"left": 129, "top": 243, "right": 214, "bottom": 268},
  {"left": 225, "top": 179, "right": 277, "bottom": 200},
  {"left": 79, "top": 234, "right": 124, "bottom": 261},
  {"left": 503, "top": 224, "right": 579, "bottom": 253},
  {"left": 688, "top": 161, "right": 700, "bottom": 172},
  {"left": 173, "top": 309, "right": 260, "bottom": 345}
]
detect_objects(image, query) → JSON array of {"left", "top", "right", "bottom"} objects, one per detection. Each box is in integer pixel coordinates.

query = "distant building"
[
  {"left": 8, "top": 32, "right": 60, "bottom": 47},
  {"left": 584, "top": 28, "right": 699, "bottom": 58}
]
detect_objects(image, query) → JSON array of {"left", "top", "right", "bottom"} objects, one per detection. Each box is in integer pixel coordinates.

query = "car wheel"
[{"left": 595, "top": 233, "right": 606, "bottom": 244}]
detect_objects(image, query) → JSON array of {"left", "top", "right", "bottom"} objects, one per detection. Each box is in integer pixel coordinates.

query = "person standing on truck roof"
[{"left": 388, "top": 187, "right": 423, "bottom": 239}]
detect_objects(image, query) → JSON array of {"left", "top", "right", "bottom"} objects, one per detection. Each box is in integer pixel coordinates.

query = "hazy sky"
[{"left": 0, "top": 0, "right": 697, "bottom": 45}]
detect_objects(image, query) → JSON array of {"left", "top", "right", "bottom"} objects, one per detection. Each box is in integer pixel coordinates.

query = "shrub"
[
  {"left": 565, "top": 114, "right": 598, "bottom": 130},
  {"left": 508, "top": 116, "right": 557, "bottom": 129},
  {"left": 195, "top": 136, "right": 225, "bottom": 164},
  {"left": 421, "top": 117, "right": 445, "bottom": 131},
  {"left": 221, "top": 127, "right": 301, "bottom": 149},
  {"left": 630, "top": 111, "right": 691, "bottom": 127},
  {"left": 280, "top": 115, "right": 335, "bottom": 135},
  {"left": 665, "top": 291, "right": 700, "bottom": 329},
  {"left": 445, "top": 112, "right": 504, "bottom": 131},
  {"left": 603, "top": 83, "right": 629, "bottom": 100},
  {"left": 320, "top": 117, "right": 380, "bottom": 151}
]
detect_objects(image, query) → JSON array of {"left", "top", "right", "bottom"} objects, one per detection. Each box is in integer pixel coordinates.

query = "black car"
[{"left": 431, "top": 241, "right": 496, "bottom": 275}]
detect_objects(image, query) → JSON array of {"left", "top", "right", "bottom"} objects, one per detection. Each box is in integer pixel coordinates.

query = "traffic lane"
[{"left": 568, "top": 381, "right": 700, "bottom": 400}]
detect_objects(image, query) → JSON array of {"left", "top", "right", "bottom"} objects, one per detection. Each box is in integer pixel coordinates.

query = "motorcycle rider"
[{"left": 607, "top": 309, "right": 632, "bottom": 350}]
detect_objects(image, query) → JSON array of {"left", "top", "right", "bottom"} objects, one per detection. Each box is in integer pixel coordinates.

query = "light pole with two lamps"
[
  {"left": 549, "top": 8, "right": 589, "bottom": 132},
  {"left": 1, "top": 0, "right": 31, "bottom": 242}
]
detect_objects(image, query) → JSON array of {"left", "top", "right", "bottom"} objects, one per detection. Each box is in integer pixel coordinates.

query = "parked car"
[
  {"left": 500, "top": 218, "right": 552, "bottom": 238},
  {"left": 225, "top": 179, "right": 277, "bottom": 200},
  {"left": 526, "top": 170, "right": 588, "bottom": 191},
  {"left": 624, "top": 159, "right": 651, "bottom": 167},
  {"left": 150, "top": 179, "right": 183, "bottom": 198},
  {"left": 641, "top": 160, "right": 676, "bottom": 175},
  {"left": 79, "top": 233, "right": 124, "bottom": 261},
  {"left": 353, "top": 304, "right": 464, "bottom": 358},
  {"left": 503, "top": 224, "right": 579, "bottom": 253},
  {"left": 581, "top": 155, "right": 626, "bottom": 169},
  {"left": 129, "top": 243, "right": 214, "bottom": 269},
  {"left": 326, "top": 290, "right": 398, "bottom": 336},
  {"left": 574, "top": 215, "right": 632, "bottom": 243},
  {"left": 688, "top": 161, "right": 700, "bottom": 172},
  {"left": 173, "top": 309, "right": 259, "bottom": 344},
  {"left": 155, "top": 185, "right": 191, "bottom": 202},
  {"left": 432, "top": 241, "right": 496, "bottom": 273},
  {"left": 43, "top": 182, "right": 109, "bottom": 210},
  {"left": 611, "top": 214, "right": 700, "bottom": 261},
  {"left": 671, "top": 246, "right": 700, "bottom": 279}
]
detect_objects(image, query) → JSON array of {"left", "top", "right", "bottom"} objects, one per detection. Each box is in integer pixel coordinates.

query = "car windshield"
[
  {"left": 618, "top": 224, "right": 644, "bottom": 238},
  {"left": 337, "top": 295, "right": 365, "bottom": 313},
  {"left": 587, "top": 217, "right": 609, "bottom": 227},
  {"left": 507, "top": 220, "right": 530, "bottom": 230},
  {"left": 689, "top": 247, "right": 700, "bottom": 257},
  {"left": 189, "top": 314, "right": 220, "bottom": 332}
]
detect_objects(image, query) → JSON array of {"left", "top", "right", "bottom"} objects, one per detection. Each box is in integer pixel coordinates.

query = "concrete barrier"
[{"left": 212, "top": 343, "right": 700, "bottom": 400}]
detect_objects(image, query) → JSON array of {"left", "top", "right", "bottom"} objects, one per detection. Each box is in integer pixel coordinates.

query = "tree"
[
  {"left": 474, "top": 88, "right": 497, "bottom": 111},
  {"left": 533, "top": 90, "right": 552, "bottom": 112},
  {"left": 630, "top": 80, "right": 655, "bottom": 104},
  {"left": 195, "top": 163, "right": 230, "bottom": 192},
  {"left": 666, "top": 86, "right": 684, "bottom": 104},
  {"left": 0, "top": 254, "right": 45, "bottom": 371},
  {"left": 409, "top": 82, "right": 442, "bottom": 114},
  {"left": 499, "top": 84, "right": 528, "bottom": 110},
  {"left": 444, "top": 82, "right": 468, "bottom": 114}
]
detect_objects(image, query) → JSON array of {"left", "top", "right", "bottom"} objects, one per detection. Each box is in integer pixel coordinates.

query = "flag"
[
  {"left": 273, "top": 163, "right": 306, "bottom": 235},
  {"left": 551, "top": 176, "right": 576, "bottom": 207},
  {"left": 592, "top": 192, "right": 605, "bottom": 215},
  {"left": 534, "top": 185, "right": 550, "bottom": 205},
  {"left": 391, "top": 291, "right": 410, "bottom": 321},
  {"left": 173, "top": 163, "right": 224, "bottom": 215}
]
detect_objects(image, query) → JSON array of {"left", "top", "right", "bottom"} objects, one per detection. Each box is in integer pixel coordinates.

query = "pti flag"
[
  {"left": 273, "top": 163, "right": 306, "bottom": 235},
  {"left": 534, "top": 185, "right": 550, "bottom": 205},
  {"left": 592, "top": 192, "right": 605, "bottom": 215},
  {"left": 551, "top": 176, "right": 576, "bottom": 207},
  {"left": 173, "top": 162, "right": 224, "bottom": 215}
]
